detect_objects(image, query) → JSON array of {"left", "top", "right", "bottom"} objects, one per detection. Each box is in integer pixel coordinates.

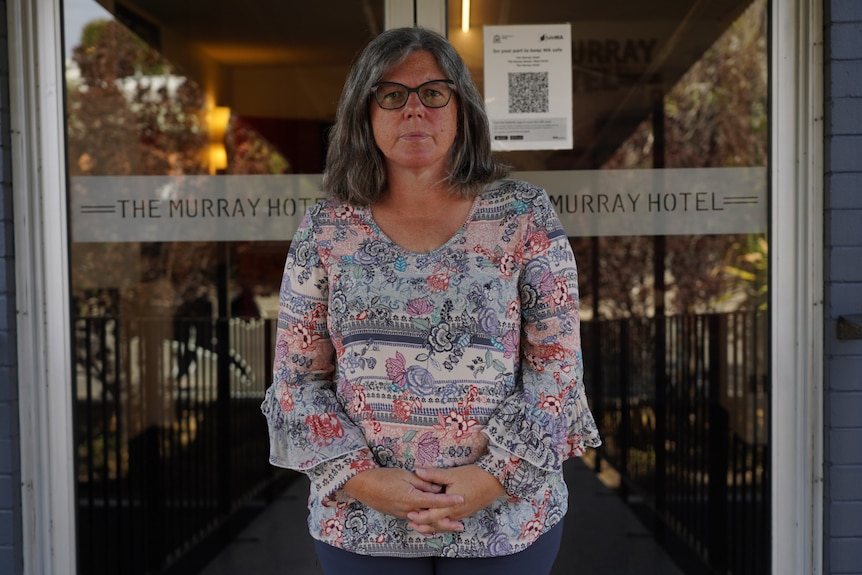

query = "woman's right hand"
[{"left": 341, "top": 468, "right": 465, "bottom": 527}]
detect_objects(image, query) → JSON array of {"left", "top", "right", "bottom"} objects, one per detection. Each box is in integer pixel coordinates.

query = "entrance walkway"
[{"left": 198, "top": 459, "right": 684, "bottom": 575}]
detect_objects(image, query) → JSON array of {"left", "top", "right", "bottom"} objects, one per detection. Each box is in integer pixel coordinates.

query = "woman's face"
[{"left": 370, "top": 50, "right": 458, "bottom": 178}]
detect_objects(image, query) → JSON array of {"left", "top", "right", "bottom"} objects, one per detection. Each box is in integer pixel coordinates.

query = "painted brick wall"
[
  {"left": 0, "top": 0, "right": 22, "bottom": 573},
  {"left": 826, "top": 0, "right": 862, "bottom": 573},
  {"left": 0, "top": 0, "right": 21, "bottom": 571}
]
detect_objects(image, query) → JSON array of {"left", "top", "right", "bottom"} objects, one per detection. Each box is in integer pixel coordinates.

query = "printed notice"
[{"left": 484, "top": 24, "right": 573, "bottom": 151}]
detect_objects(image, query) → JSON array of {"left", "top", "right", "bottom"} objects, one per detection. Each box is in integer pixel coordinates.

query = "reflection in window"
[
  {"left": 67, "top": 19, "right": 292, "bottom": 179},
  {"left": 605, "top": 0, "right": 767, "bottom": 170},
  {"left": 448, "top": 2, "right": 771, "bottom": 574}
]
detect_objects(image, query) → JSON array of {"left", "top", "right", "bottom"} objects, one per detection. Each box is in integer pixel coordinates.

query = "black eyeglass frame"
[{"left": 370, "top": 79, "right": 456, "bottom": 110}]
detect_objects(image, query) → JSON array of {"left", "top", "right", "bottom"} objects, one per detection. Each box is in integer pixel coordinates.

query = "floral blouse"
[{"left": 261, "top": 179, "right": 601, "bottom": 558}]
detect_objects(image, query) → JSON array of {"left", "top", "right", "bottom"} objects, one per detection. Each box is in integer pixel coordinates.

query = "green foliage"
[
  {"left": 719, "top": 234, "right": 769, "bottom": 311},
  {"left": 593, "top": 0, "right": 768, "bottom": 318}
]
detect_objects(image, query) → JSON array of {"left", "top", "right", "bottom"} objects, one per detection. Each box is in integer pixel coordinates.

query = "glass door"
[
  {"left": 62, "top": 0, "right": 770, "bottom": 572},
  {"left": 62, "top": 1, "right": 383, "bottom": 572},
  {"left": 446, "top": 1, "right": 770, "bottom": 574}
]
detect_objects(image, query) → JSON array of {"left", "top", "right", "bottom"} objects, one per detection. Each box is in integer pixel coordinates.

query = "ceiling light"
[{"left": 462, "top": 0, "right": 470, "bottom": 32}]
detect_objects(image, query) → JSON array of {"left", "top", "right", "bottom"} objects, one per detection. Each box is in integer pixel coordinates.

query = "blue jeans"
[{"left": 313, "top": 521, "right": 564, "bottom": 575}]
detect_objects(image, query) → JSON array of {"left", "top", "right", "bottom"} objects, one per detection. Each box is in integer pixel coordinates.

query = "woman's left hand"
[{"left": 406, "top": 465, "right": 506, "bottom": 535}]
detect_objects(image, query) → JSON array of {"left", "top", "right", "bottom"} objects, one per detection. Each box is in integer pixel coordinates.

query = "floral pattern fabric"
[{"left": 262, "top": 179, "right": 601, "bottom": 558}]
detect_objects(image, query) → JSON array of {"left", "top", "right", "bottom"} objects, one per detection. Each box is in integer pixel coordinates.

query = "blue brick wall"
[
  {"left": 0, "top": 0, "right": 21, "bottom": 570},
  {"left": 0, "top": 0, "right": 21, "bottom": 572},
  {"left": 0, "top": 0, "right": 23, "bottom": 575},
  {"left": 826, "top": 0, "right": 862, "bottom": 573}
]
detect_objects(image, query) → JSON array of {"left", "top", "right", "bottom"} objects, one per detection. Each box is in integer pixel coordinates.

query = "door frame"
[
  {"left": 8, "top": 0, "right": 77, "bottom": 573},
  {"left": 769, "top": 0, "right": 824, "bottom": 573},
  {"left": 9, "top": 0, "right": 823, "bottom": 572}
]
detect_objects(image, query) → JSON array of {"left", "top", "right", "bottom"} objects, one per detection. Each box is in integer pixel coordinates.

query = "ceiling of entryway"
[{"left": 92, "top": 0, "right": 755, "bottom": 167}]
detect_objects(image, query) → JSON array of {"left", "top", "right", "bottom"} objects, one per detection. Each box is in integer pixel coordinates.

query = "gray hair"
[{"left": 321, "top": 27, "right": 509, "bottom": 205}]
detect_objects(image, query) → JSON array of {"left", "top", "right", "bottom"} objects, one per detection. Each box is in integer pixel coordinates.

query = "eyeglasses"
[{"left": 370, "top": 80, "right": 456, "bottom": 110}]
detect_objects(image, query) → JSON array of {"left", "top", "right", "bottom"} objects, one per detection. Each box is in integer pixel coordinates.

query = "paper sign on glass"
[{"left": 483, "top": 24, "right": 573, "bottom": 151}]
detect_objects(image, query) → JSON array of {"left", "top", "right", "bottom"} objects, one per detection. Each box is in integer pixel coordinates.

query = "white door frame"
[
  {"left": 8, "top": 0, "right": 77, "bottom": 573},
  {"left": 770, "top": 0, "right": 824, "bottom": 573},
  {"left": 10, "top": 0, "right": 822, "bottom": 572}
]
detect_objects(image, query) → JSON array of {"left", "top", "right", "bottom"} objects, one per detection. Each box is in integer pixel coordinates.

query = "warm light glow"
[
  {"left": 206, "top": 105, "right": 231, "bottom": 174},
  {"left": 461, "top": 0, "right": 470, "bottom": 32},
  {"left": 208, "top": 143, "right": 227, "bottom": 174},
  {"left": 206, "top": 106, "right": 231, "bottom": 142}
]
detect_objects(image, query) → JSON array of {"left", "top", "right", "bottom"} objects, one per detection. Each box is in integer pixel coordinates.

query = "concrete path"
[{"left": 199, "top": 459, "right": 684, "bottom": 575}]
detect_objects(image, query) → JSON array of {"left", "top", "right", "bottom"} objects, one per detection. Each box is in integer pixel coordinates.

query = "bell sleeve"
[
  {"left": 475, "top": 187, "right": 601, "bottom": 499},
  {"left": 261, "top": 206, "right": 377, "bottom": 497}
]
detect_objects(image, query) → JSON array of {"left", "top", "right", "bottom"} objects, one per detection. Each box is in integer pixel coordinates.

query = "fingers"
[
  {"left": 406, "top": 507, "right": 454, "bottom": 526},
  {"left": 414, "top": 465, "right": 506, "bottom": 521},
  {"left": 340, "top": 466, "right": 499, "bottom": 535},
  {"left": 404, "top": 472, "right": 445, "bottom": 494},
  {"left": 413, "top": 466, "right": 450, "bottom": 486},
  {"left": 408, "top": 521, "right": 465, "bottom": 536},
  {"left": 407, "top": 509, "right": 465, "bottom": 534},
  {"left": 341, "top": 468, "right": 463, "bottom": 520},
  {"left": 434, "top": 517, "right": 466, "bottom": 532},
  {"left": 412, "top": 489, "right": 464, "bottom": 510},
  {"left": 407, "top": 468, "right": 466, "bottom": 534}
]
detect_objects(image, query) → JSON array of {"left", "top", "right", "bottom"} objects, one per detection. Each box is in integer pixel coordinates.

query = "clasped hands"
[{"left": 341, "top": 465, "right": 505, "bottom": 535}]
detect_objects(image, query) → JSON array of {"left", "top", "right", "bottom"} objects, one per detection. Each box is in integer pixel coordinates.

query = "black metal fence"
[
  {"left": 74, "top": 316, "right": 291, "bottom": 575},
  {"left": 585, "top": 312, "right": 770, "bottom": 575},
  {"left": 74, "top": 312, "right": 769, "bottom": 574}
]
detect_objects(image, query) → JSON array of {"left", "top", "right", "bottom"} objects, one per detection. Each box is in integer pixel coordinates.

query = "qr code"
[{"left": 508, "top": 72, "right": 549, "bottom": 114}]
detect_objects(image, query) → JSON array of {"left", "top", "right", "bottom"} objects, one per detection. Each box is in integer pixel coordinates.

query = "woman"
[{"left": 261, "top": 26, "right": 600, "bottom": 575}]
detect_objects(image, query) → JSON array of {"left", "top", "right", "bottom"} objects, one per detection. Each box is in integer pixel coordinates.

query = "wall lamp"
[{"left": 207, "top": 106, "right": 231, "bottom": 174}]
